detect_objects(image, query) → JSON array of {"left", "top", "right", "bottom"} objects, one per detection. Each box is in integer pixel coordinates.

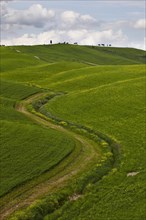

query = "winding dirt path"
[{"left": 0, "top": 93, "right": 100, "bottom": 220}]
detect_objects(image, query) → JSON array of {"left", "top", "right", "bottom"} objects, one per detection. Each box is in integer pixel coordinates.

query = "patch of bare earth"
[
  {"left": 127, "top": 172, "right": 140, "bottom": 177},
  {"left": 69, "top": 194, "right": 82, "bottom": 201}
]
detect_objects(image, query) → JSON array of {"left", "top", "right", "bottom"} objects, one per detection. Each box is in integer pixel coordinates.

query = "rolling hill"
[{"left": 0, "top": 44, "right": 145, "bottom": 220}]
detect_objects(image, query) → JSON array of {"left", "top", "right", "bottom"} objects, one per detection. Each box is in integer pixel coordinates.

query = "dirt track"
[{"left": 0, "top": 93, "right": 99, "bottom": 219}]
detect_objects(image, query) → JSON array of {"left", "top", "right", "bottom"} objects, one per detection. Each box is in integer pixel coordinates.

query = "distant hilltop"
[
  {"left": 0, "top": 44, "right": 145, "bottom": 67},
  {"left": 49, "top": 40, "right": 112, "bottom": 47}
]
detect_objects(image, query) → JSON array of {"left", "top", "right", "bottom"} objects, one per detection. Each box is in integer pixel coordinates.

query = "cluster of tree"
[
  {"left": 49, "top": 40, "right": 111, "bottom": 47},
  {"left": 58, "top": 42, "right": 69, "bottom": 44},
  {"left": 50, "top": 40, "right": 78, "bottom": 45},
  {"left": 98, "top": 44, "right": 112, "bottom": 47}
]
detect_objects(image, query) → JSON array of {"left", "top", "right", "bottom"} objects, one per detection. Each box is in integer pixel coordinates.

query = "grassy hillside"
[
  {"left": 0, "top": 62, "right": 87, "bottom": 86},
  {"left": 41, "top": 64, "right": 145, "bottom": 220},
  {"left": 0, "top": 45, "right": 145, "bottom": 220},
  {"left": 0, "top": 47, "right": 44, "bottom": 72},
  {"left": 9, "top": 44, "right": 146, "bottom": 65},
  {"left": 0, "top": 81, "right": 75, "bottom": 197}
]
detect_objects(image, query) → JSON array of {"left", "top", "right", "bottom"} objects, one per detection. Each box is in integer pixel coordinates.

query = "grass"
[
  {"left": 0, "top": 44, "right": 146, "bottom": 220},
  {"left": 0, "top": 77, "right": 75, "bottom": 198},
  {"left": 0, "top": 62, "right": 87, "bottom": 86},
  {"left": 12, "top": 44, "right": 146, "bottom": 65},
  {"left": 43, "top": 64, "right": 146, "bottom": 220},
  {"left": 0, "top": 118, "right": 75, "bottom": 197},
  {"left": 0, "top": 46, "right": 44, "bottom": 72}
]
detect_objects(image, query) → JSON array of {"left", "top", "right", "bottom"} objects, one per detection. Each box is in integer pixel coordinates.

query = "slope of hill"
[
  {"left": 0, "top": 80, "right": 76, "bottom": 197},
  {"left": 0, "top": 45, "right": 145, "bottom": 220},
  {"left": 7, "top": 44, "right": 146, "bottom": 65},
  {"left": 0, "top": 47, "right": 44, "bottom": 72},
  {"left": 43, "top": 64, "right": 145, "bottom": 219}
]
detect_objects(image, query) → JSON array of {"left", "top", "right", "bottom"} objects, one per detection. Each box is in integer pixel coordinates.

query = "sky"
[{"left": 1, "top": 0, "right": 146, "bottom": 49}]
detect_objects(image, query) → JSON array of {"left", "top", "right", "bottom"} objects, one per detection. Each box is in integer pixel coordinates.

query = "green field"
[
  {"left": 0, "top": 44, "right": 145, "bottom": 220},
  {"left": 0, "top": 81, "right": 76, "bottom": 197}
]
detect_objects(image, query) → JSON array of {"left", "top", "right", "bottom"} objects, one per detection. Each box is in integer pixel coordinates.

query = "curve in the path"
[{"left": 0, "top": 93, "right": 100, "bottom": 220}]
